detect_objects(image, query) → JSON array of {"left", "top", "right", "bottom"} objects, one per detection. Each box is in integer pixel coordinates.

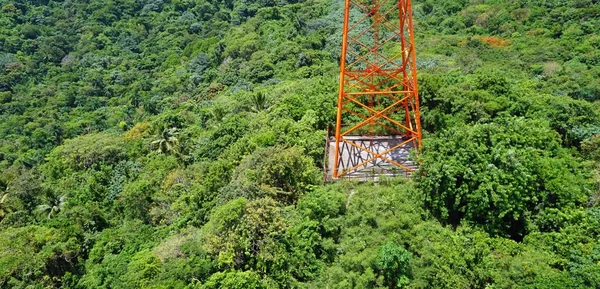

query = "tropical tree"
[
  {"left": 0, "top": 191, "right": 11, "bottom": 221},
  {"left": 377, "top": 241, "right": 412, "bottom": 289},
  {"left": 418, "top": 117, "right": 589, "bottom": 239},
  {"left": 151, "top": 127, "right": 181, "bottom": 155},
  {"left": 37, "top": 194, "right": 67, "bottom": 219},
  {"left": 583, "top": 135, "right": 600, "bottom": 205},
  {"left": 250, "top": 92, "right": 270, "bottom": 113}
]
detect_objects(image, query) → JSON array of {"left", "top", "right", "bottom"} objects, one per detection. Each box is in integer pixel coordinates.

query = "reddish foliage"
[{"left": 480, "top": 37, "right": 511, "bottom": 47}]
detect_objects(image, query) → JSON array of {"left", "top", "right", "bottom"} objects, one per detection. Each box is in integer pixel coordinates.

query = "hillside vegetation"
[{"left": 1, "top": 0, "right": 600, "bottom": 288}]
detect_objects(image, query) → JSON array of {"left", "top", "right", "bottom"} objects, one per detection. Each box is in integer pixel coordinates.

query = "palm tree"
[
  {"left": 37, "top": 194, "right": 66, "bottom": 219},
  {"left": 250, "top": 92, "right": 271, "bottom": 112},
  {"left": 0, "top": 192, "right": 11, "bottom": 221},
  {"left": 151, "top": 127, "right": 181, "bottom": 155}
]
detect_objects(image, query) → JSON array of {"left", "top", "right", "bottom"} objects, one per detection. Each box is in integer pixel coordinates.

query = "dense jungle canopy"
[{"left": 0, "top": 0, "right": 600, "bottom": 288}]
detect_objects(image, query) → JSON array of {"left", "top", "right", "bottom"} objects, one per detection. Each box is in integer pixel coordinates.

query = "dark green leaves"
[{"left": 419, "top": 117, "right": 590, "bottom": 239}]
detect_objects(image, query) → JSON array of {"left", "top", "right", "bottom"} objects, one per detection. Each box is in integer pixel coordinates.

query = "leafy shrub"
[
  {"left": 44, "top": 132, "right": 126, "bottom": 172},
  {"left": 419, "top": 117, "right": 589, "bottom": 239}
]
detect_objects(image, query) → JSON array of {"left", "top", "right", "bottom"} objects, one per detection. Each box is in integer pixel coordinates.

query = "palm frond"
[{"left": 0, "top": 193, "right": 9, "bottom": 203}]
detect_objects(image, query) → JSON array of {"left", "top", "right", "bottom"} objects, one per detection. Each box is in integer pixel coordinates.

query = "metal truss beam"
[{"left": 333, "top": 0, "right": 422, "bottom": 179}]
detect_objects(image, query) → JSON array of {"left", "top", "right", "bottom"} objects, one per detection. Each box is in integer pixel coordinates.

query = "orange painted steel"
[{"left": 333, "top": 0, "right": 422, "bottom": 179}]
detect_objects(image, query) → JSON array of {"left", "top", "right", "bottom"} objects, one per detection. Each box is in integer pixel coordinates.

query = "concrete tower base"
[{"left": 326, "top": 135, "right": 417, "bottom": 182}]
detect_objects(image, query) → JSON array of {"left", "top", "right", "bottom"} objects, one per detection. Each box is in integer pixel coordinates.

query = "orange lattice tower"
[{"left": 331, "top": 0, "right": 422, "bottom": 179}]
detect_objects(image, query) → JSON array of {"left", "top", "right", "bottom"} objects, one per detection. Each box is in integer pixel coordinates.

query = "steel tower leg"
[{"left": 332, "top": 0, "right": 422, "bottom": 180}]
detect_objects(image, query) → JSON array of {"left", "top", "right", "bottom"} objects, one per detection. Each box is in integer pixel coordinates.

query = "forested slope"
[{"left": 0, "top": 0, "right": 599, "bottom": 288}]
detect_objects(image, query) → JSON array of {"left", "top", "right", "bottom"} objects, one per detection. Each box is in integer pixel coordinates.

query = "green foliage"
[
  {"left": 419, "top": 117, "right": 589, "bottom": 239},
  {"left": 198, "top": 270, "right": 266, "bottom": 289},
  {"left": 583, "top": 135, "right": 600, "bottom": 161},
  {"left": 151, "top": 128, "right": 181, "bottom": 155},
  {"left": 0, "top": 0, "right": 599, "bottom": 288},
  {"left": 377, "top": 242, "right": 412, "bottom": 289},
  {"left": 78, "top": 221, "right": 158, "bottom": 288},
  {"left": 0, "top": 225, "right": 81, "bottom": 288},
  {"left": 121, "top": 250, "right": 162, "bottom": 289},
  {"left": 225, "top": 146, "right": 322, "bottom": 204},
  {"left": 202, "top": 197, "right": 287, "bottom": 272},
  {"left": 36, "top": 193, "right": 67, "bottom": 219},
  {"left": 44, "top": 132, "right": 126, "bottom": 173}
]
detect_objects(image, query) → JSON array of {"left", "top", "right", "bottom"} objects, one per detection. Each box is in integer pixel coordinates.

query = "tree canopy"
[{"left": 0, "top": 0, "right": 599, "bottom": 288}]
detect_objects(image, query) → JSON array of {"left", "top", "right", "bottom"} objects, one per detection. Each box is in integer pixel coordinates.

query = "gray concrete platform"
[{"left": 326, "top": 135, "right": 417, "bottom": 182}]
